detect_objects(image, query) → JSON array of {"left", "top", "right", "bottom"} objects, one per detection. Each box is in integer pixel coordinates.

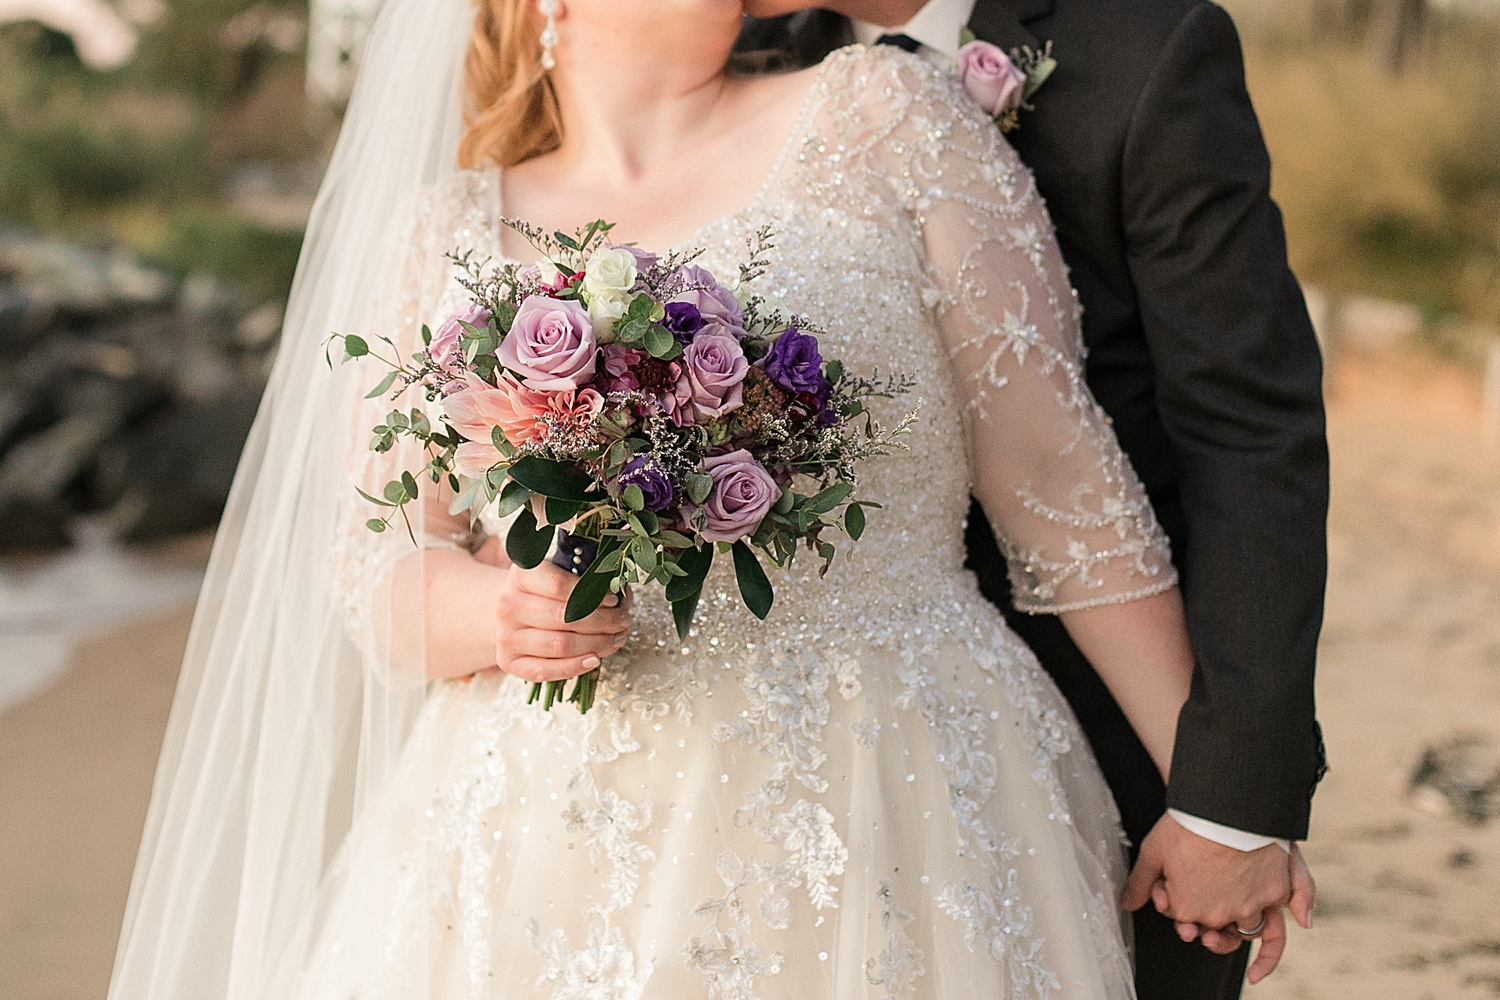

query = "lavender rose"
[
  {"left": 671, "top": 265, "right": 745, "bottom": 337},
  {"left": 700, "top": 449, "right": 780, "bottom": 542},
  {"left": 608, "top": 243, "right": 660, "bottom": 271},
  {"left": 619, "top": 455, "right": 674, "bottom": 512},
  {"left": 498, "top": 295, "right": 597, "bottom": 391},
  {"left": 662, "top": 301, "right": 704, "bottom": 343},
  {"left": 957, "top": 40, "right": 1027, "bottom": 118},
  {"left": 428, "top": 303, "right": 489, "bottom": 368},
  {"left": 682, "top": 331, "right": 749, "bottom": 421}
]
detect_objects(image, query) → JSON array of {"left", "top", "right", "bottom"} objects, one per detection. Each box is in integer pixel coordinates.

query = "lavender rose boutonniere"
[{"left": 956, "top": 33, "right": 1057, "bottom": 134}]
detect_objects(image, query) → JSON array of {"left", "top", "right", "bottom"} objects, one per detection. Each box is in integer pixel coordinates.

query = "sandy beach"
[{"left": 2, "top": 351, "right": 1498, "bottom": 1000}]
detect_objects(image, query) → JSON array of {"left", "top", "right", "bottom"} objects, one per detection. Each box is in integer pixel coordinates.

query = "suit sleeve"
[{"left": 1119, "top": 2, "right": 1329, "bottom": 840}]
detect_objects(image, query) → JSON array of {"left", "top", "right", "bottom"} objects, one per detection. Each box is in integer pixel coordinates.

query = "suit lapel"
[{"left": 966, "top": 0, "right": 1054, "bottom": 53}]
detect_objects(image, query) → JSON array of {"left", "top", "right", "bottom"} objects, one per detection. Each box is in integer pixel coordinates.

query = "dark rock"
[
  {"left": 95, "top": 390, "right": 262, "bottom": 542},
  {"left": 1409, "top": 734, "right": 1500, "bottom": 825},
  {"left": 0, "top": 231, "right": 277, "bottom": 550}
]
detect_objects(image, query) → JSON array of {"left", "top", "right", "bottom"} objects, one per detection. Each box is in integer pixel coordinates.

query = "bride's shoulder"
[
  {"left": 811, "top": 44, "right": 996, "bottom": 131},
  {"left": 406, "top": 168, "right": 499, "bottom": 239},
  {"left": 806, "top": 45, "right": 1013, "bottom": 156}
]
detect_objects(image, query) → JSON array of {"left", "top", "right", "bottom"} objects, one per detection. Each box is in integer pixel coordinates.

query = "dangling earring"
[{"left": 539, "top": 0, "right": 559, "bottom": 71}]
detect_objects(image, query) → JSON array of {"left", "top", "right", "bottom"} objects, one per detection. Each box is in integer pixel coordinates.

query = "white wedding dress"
[{"left": 311, "top": 47, "right": 1176, "bottom": 1000}]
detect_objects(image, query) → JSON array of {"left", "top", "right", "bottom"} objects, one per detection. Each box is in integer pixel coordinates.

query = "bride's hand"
[{"left": 495, "top": 562, "right": 631, "bottom": 684}]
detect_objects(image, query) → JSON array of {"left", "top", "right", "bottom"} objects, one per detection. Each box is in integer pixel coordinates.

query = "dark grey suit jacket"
[{"left": 739, "top": 0, "right": 1328, "bottom": 843}]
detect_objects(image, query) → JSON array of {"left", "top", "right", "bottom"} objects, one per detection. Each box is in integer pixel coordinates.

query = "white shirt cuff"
[{"left": 1168, "top": 810, "right": 1293, "bottom": 853}]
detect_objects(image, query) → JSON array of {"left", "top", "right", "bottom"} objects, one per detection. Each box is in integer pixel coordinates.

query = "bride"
[{"left": 110, "top": 1, "right": 1205, "bottom": 998}]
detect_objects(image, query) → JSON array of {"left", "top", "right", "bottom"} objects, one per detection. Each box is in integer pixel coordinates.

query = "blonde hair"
[{"left": 458, "top": 0, "right": 563, "bottom": 169}]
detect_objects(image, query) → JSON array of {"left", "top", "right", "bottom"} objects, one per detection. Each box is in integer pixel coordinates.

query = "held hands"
[
  {"left": 1122, "top": 815, "right": 1316, "bottom": 984},
  {"left": 494, "top": 561, "right": 632, "bottom": 683}
]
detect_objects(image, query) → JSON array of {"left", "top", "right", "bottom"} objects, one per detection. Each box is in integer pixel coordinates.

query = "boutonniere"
[{"left": 956, "top": 28, "right": 1057, "bottom": 134}]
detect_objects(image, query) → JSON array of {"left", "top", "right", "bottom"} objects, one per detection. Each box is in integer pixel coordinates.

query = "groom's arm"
[{"left": 1119, "top": 2, "right": 1328, "bottom": 841}]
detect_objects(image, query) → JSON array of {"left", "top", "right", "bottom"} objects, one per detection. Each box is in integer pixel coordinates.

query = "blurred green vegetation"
[
  {"left": 0, "top": 2, "right": 320, "bottom": 302},
  {"left": 1223, "top": 0, "right": 1500, "bottom": 328}
]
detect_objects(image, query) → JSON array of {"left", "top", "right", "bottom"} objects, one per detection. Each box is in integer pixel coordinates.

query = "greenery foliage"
[{"left": 0, "top": 3, "right": 316, "bottom": 301}]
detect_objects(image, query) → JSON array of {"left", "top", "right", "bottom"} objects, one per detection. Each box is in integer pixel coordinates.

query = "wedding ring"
[{"left": 1234, "top": 915, "right": 1267, "bottom": 939}]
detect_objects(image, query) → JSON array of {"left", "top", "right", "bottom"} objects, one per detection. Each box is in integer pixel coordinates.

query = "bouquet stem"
[{"left": 527, "top": 528, "right": 603, "bottom": 713}]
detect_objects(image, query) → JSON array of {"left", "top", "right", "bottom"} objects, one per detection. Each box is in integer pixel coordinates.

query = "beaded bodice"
[{"left": 339, "top": 46, "right": 1175, "bottom": 664}]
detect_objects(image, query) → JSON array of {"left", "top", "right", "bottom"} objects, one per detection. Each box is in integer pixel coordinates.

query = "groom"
[{"left": 738, "top": 2, "right": 1328, "bottom": 998}]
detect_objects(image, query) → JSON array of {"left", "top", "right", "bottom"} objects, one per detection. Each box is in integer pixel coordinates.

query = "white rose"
[
  {"left": 589, "top": 289, "right": 629, "bottom": 338},
  {"left": 583, "top": 247, "right": 638, "bottom": 302}
]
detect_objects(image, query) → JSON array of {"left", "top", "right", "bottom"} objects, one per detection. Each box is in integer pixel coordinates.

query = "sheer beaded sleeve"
[
  {"left": 330, "top": 175, "right": 482, "bottom": 677},
  {"left": 825, "top": 48, "right": 1178, "bottom": 612}
]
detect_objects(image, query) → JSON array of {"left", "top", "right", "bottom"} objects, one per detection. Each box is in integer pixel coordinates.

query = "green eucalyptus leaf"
[
  {"left": 617, "top": 317, "right": 648, "bottom": 344},
  {"left": 671, "top": 590, "right": 701, "bottom": 640},
  {"left": 383, "top": 480, "right": 407, "bottom": 505},
  {"left": 623, "top": 484, "right": 645, "bottom": 511},
  {"left": 684, "top": 472, "right": 714, "bottom": 505},
  {"left": 494, "top": 300, "right": 518, "bottom": 333},
  {"left": 545, "top": 496, "right": 583, "bottom": 525},
  {"left": 805, "top": 482, "right": 853, "bottom": 515},
  {"left": 342, "top": 335, "right": 369, "bottom": 360},
  {"left": 844, "top": 502, "right": 866, "bottom": 540},
  {"left": 563, "top": 536, "right": 624, "bottom": 623},
  {"left": 664, "top": 544, "right": 713, "bottom": 602},
  {"left": 643, "top": 324, "right": 675, "bottom": 358},
  {"left": 505, "top": 507, "right": 553, "bottom": 568},
  {"left": 635, "top": 509, "right": 659, "bottom": 535},
  {"left": 824, "top": 359, "right": 843, "bottom": 385},
  {"left": 356, "top": 486, "right": 394, "bottom": 508},
  {"left": 495, "top": 479, "right": 533, "bottom": 518},
  {"left": 365, "top": 518, "right": 387, "bottom": 533},
  {"left": 509, "top": 456, "right": 599, "bottom": 501},
  {"left": 401, "top": 471, "right": 420, "bottom": 499},
  {"left": 365, "top": 370, "right": 400, "bottom": 399},
  {"left": 731, "top": 541, "right": 774, "bottom": 620}
]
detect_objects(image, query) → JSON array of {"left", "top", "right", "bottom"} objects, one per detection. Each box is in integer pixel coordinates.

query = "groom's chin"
[{"left": 741, "top": 1, "right": 822, "bottom": 16}]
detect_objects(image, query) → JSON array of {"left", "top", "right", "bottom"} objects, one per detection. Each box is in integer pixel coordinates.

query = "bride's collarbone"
[{"left": 495, "top": 68, "right": 818, "bottom": 257}]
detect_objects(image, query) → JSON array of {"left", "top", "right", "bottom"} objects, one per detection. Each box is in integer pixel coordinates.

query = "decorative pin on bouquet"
[{"left": 331, "top": 220, "right": 916, "bottom": 712}]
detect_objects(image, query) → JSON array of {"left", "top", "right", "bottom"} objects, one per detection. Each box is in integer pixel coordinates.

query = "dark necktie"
[{"left": 874, "top": 32, "right": 923, "bottom": 53}]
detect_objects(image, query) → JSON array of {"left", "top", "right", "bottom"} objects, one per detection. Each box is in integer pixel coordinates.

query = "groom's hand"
[
  {"left": 1191, "top": 844, "right": 1316, "bottom": 983},
  {"left": 1121, "top": 814, "right": 1293, "bottom": 955}
]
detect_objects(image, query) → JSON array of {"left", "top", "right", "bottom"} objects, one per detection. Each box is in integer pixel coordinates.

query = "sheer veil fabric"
[{"left": 108, "top": 2, "right": 472, "bottom": 997}]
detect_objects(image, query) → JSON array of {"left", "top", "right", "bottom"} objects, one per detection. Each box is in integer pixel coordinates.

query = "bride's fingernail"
[{"left": 582, "top": 656, "right": 601, "bottom": 669}]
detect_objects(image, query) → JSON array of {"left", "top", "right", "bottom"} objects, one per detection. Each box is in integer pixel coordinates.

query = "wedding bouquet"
[{"left": 333, "top": 220, "right": 915, "bottom": 711}]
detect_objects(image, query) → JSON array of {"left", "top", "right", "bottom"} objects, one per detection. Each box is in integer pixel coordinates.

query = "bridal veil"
[{"left": 109, "top": 2, "right": 474, "bottom": 996}]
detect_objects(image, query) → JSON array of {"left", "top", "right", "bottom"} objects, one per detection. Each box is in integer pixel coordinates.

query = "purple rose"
[
  {"left": 957, "top": 40, "right": 1027, "bottom": 118},
  {"left": 758, "top": 327, "right": 831, "bottom": 400},
  {"left": 682, "top": 331, "right": 748, "bottom": 421},
  {"left": 429, "top": 303, "right": 490, "bottom": 368},
  {"left": 498, "top": 295, "right": 597, "bottom": 391},
  {"left": 671, "top": 265, "right": 745, "bottom": 337},
  {"left": 662, "top": 301, "right": 704, "bottom": 343},
  {"left": 699, "top": 449, "right": 780, "bottom": 542},
  {"left": 619, "top": 455, "right": 674, "bottom": 512}
]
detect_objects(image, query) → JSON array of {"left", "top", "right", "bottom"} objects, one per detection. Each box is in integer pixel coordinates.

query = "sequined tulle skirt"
[{"left": 293, "top": 573, "right": 1137, "bottom": 1000}]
